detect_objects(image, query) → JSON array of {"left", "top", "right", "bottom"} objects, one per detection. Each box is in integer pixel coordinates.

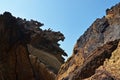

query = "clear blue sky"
[{"left": 0, "top": 0, "right": 120, "bottom": 58}]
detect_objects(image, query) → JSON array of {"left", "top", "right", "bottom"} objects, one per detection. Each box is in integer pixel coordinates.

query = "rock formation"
[
  {"left": 1, "top": 2, "right": 120, "bottom": 80},
  {"left": 0, "top": 12, "right": 35, "bottom": 80},
  {"left": 0, "top": 12, "right": 67, "bottom": 80},
  {"left": 57, "top": 3, "right": 120, "bottom": 80}
]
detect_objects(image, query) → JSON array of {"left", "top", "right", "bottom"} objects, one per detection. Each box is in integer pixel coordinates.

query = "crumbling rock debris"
[{"left": 57, "top": 3, "right": 120, "bottom": 80}]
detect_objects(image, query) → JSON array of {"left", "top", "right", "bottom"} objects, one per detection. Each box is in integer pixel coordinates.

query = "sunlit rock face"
[
  {"left": 0, "top": 12, "right": 67, "bottom": 80},
  {"left": 57, "top": 3, "right": 120, "bottom": 80},
  {"left": 85, "top": 41, "right": 120, "bottom": 80}
]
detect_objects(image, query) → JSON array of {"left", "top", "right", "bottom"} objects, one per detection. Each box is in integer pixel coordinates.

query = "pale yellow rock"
[{"left": 103, "top": 42, "right": 120, "bottom": 79}]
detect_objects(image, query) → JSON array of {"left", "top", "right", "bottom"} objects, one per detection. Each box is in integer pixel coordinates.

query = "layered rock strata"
[{"left": 57, "top": 3, "right": 120, "bottom": 80}]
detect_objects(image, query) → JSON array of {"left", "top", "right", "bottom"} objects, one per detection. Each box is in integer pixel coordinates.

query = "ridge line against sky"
[{"left": 0, "top": 0, "right": 120, "bottom": 58}]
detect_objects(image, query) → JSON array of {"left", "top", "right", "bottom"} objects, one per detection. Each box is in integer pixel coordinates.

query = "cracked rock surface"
[
  {"left": 57, "top": 3, "right": 120, "bottom": 80},
  {"left": 0, "top": 12, "right": 67, "bottom": 80}
]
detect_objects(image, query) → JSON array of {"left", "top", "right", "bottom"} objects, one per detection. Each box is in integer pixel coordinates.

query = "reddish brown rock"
[
  {"left": 0, "top": 12, "right": 35, "bottom": 80},
  {"left": 0, "top": 12, "right": 66, "bottom": 80}
]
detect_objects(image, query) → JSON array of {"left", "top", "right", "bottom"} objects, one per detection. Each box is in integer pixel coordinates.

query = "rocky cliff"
[
  {"left": 0, "top": 12, "right": 67, "bottom": 80},
  {"left": 57, "top": 3, "right": 120, "bottom": 80}
]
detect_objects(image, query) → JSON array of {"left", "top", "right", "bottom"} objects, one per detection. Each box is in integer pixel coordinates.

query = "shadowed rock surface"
[
  {"left": 57, "top": 3, "right": 120, "bottom": 80},
  {"left": 0, "top": 12, "right": 67, "bottom": 80},
  {"left": 1, "top": 2, "right": 120, "bottom": 80},
  {"left": 85, "top": 41, "right": 120, "bottom": 80}
]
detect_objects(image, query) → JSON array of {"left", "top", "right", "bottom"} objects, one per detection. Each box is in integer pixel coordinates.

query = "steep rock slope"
[
  {"left": 57, "top": 3, "right": 120, "bottom": 80},
  {"left": 0, "top": 12, "right": 67, "bottom": 80},
  {"left": 85, "top": 41, "right": 120, "bottom": 80},
  {"left": 0, "top": 12, "right": 35, "bottom": 80}
]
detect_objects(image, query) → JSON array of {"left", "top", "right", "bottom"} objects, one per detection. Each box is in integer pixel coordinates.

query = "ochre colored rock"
[
  {"left": 84, "top": 41, "right": 120, "bottom": 80},
  {"left": 57, "top": 3, "right": 120, "bottom": 80}
]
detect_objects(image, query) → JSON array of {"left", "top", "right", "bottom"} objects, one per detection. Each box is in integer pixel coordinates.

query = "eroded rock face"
[
  {"left": 57, "top": 3, "right": 120, "bottom": 80},
  {"left": 29, "top": 55, "right": 56, "bottom": 80},
  {"left": 28, "top": 45, "right": 62, "bottom": 74},
  {"left": 17, "top": 15, "right": 67, "bottom": 64},
  {"left": 85, "top": 41, "right": 120, "bottom": 80},
  {"left": 0, "top": 12, "right": 35, "bottom": 80},
  {"left": 0, "top": 12, "right": 67, "bottom": 80}
]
